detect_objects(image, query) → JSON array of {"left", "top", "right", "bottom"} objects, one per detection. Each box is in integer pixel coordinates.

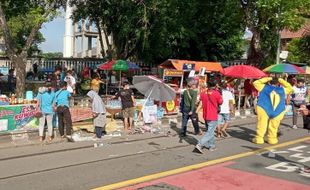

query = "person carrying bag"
[{"left": 180, "top": 80, "right": 201, "bottom": 137}]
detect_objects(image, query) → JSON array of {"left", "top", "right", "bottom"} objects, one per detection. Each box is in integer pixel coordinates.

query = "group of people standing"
[
  {"left": 180, "top": 75, "right": 309, "bottom": 154},
  {"left": 37, "top": 67, "right": 108, "bottom": 142},
  {"left": 180, "top": 78, "right": 234, "bottom": 153}
]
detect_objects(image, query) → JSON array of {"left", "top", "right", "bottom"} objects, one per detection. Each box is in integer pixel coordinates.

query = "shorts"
[
  {"left": 122, "top": 107, "right": 135, "bottom": 118},
  {"left": 218, "top": 113, "right": 230, "bottom": 124}
]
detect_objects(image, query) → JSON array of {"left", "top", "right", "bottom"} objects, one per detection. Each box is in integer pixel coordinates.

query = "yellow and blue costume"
[{"left": 253, "top": 77, "right": 293, "bottom": 144}]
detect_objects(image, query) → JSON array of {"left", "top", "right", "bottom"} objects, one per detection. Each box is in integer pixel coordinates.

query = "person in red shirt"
[{"left": 195, "top": 79, "right": 223, "bottom": 153}]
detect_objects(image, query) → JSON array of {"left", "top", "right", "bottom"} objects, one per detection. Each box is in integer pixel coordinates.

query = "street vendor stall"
[
  {"left": 159, "top": 59, "right": 223, "bottom": 114},
  {"left": 0, "top": 104, "right": 38, "bottom": 132}
]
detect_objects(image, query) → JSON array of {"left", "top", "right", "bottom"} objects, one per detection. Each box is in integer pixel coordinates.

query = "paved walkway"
[
  {"left": 0, "top": 114, "right": 300, "bottom": 150},
  {"left": 96, "top": 138, "right": 310, "bottom": 190}
]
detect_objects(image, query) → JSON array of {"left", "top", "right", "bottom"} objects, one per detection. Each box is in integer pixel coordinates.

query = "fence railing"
[{"left": 0, "top": 57, "right": 156, "bottom": 75}]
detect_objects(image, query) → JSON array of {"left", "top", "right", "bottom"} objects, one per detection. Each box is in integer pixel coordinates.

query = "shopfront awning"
[{"left": 159, "top": 59, "right": 223, "bottom": 72}]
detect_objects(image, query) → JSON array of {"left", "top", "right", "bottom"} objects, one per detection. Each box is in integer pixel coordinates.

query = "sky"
[{"left": 39, "top": 15, "right": 65, "bottom": 53}]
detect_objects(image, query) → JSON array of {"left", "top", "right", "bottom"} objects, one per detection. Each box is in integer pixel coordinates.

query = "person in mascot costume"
[{"left": 252, "top": 77, "right": 293, "bottom": 145}]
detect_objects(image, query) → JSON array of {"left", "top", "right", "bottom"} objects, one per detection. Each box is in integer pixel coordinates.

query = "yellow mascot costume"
[{"left": 252, "top": 77, "right": 293, "bottom": 145}]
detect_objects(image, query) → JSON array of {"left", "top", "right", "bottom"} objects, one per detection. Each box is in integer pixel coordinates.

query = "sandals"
[{"left": 221, "top": 130, "right": 230, "bottom": 138}]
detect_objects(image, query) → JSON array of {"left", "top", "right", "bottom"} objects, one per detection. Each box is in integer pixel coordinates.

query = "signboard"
[
  {"left": 142, "top": 105, "right": 157, "bottom": 124},
  {"left": 182, "top": 63, "right": 195, "bottom": 71},
  {"left": 164, "top": 69, "right": 183, "bottom": 77},
  {"left": 0, "top": 105, "right": 38, "bottom": 132},
  {"left": 0, "top": 67, "right": 9, "bottom": 75}
]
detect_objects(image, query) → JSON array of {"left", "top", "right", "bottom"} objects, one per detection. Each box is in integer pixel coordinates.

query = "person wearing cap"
[
  {"left": 180, "top": 79, "right": 202, "bottom": 137},
  {"left": 113, "top": 82, "right": 135, "bottom": 131}
]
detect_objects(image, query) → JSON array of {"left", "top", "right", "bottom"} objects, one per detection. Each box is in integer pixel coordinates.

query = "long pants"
[
  {"left": 198, "top": 120, "right": 218, "bottom": 148},
  {"left": 57, "top": 106, "right": 72, "bottom": 136},
  {"left": 254, "top": 106, "right": 285, "bottom": 144},
  {"left": 303, "top": 115, "right": 310, "bottom": 130},
  {"left": 95, "top": 126, "right": 103, "bottom": 138},
  {"left": 292, "top": 103, "right": 300, "bottom": 126},
  {"left": 39, "top": 113, "right": 53, "bottom": 137},
  {"left": 181, "top": 108, "right": 200, "bottom": 135}
]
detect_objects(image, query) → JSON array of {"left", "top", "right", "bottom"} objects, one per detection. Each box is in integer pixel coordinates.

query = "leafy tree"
[
  {"left": 240, "top": 0, "right": 310, "bottom": 68},
  {"left": 287, "top": 36, "right": 310, "bottom": 64},
  {"left": 0, "top": 0, "right": 65, "bottom": 97},
  {"left": 72, "top": 0, "right": 245, "bottom": 65},
  {"left": 40, "top": 52, "right": 63, "bottom": 59}
]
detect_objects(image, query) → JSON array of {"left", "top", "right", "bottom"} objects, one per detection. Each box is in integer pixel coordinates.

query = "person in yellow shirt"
[
  {"left": 91, "top": 76, "right": 104, "bottom": 93},
  {"left": 252, "top": 77, "right": 293, "bottom": 145}
]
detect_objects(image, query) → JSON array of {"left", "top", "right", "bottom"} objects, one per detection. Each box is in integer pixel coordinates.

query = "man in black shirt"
[{"left": 113, "top": 82, "right": 136, "bottom": 131}]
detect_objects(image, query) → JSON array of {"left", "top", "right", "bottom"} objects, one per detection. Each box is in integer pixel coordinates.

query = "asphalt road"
[{"left": 0, "top": 117, "right": 309, "bottom": 190}]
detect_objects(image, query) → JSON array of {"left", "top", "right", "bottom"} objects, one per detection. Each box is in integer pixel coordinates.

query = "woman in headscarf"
[{"left": 87, "top": 90, "right": 106, "bottom": 139}]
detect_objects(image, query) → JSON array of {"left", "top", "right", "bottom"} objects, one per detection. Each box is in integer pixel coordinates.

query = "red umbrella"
[
  {"left": 97, "top": 60, "right": 116, "bottom": 70},
  {"left": 221, "top": 65, "right": 267, "bottom": 79}
]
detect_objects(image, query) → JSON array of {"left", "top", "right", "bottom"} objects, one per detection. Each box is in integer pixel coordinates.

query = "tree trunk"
[
  {"left": 247, "top": 31, "right": 264, "bottom": 68},
  {"left": 95, "top": 20, "right": 106, "bottom": 58},
  {"left": 102, "top": 26, "right": 113, "bottom": 59},
  {"left": 13, "top": 56, "right": 27, "bottom": 98}
]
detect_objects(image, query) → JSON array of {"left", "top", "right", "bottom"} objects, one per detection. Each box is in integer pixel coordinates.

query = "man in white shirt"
[
  {"left": 217, "top": 83, "right": 234, "bottom": 138},
  {"left": 291, "top": 79, "right": 308, "bottom": 129}
]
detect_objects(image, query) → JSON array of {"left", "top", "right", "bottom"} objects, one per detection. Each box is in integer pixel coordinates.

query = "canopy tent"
[{"left": 159, "top": 59, "right": 223, "bottom": 72}]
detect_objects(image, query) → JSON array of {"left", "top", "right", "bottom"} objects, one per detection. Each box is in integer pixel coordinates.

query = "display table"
[
  {"left": 0, "top": 104, "right": 38, "bottom": 132},
  {"left": 105, "top": 107, "right": 122, "bottom": 121},
  {"left": 70, "top": 107, "right": 93, "bottom": 122}
]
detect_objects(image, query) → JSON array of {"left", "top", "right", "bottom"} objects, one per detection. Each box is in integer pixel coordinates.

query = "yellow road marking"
[{"left": 93, "top": 136, "right": 310, "bottom": 190}]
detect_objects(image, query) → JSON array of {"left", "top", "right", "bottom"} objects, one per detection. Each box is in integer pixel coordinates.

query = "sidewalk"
[{"left": 0, "top": 114, "right": 300, "bottom": 150}]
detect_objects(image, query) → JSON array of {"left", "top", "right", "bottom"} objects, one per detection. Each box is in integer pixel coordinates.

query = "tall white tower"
[{"left": 63, "top": 1, "right": 74, "bottom": 57}]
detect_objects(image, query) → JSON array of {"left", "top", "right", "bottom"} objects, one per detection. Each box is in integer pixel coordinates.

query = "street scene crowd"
[{"left": 1, "top": 61, "right": 309, "bottom": 154}]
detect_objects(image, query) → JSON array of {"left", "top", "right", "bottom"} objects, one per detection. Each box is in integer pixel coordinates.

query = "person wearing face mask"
[{"left": 291, "top": 79, "right": 308, "bottom": 129}]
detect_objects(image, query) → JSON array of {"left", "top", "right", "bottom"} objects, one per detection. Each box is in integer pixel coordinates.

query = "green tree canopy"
[
  {"left": 0, "top": 0, "right": 65, "bottom": 97},
  {"left": 71, "top": 0, "right": 246, "bottom": 65},
  {"left": 241, "top": 0, "right": 310, "bottom": 68},
  {"left": 287, "top": 36, "right": 310, "bottom": 64}
]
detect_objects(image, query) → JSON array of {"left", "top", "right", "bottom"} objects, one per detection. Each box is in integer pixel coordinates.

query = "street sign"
[{"left": 164, "top": 69, "right": 183, "bottom": 77}]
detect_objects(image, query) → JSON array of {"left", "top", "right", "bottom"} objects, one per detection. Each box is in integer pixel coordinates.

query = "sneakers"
[
  {"left": 66, "top": 135, "right": 75, "bottom": 142},
  {"left": 292, "top": 125, "right": 298, "bottom": 129},
  {"left": 195, "top": 144, "right": 203, "bottom": 154},
  {"left": 208, "top": 147, "right": 217, "bottom": 152}
]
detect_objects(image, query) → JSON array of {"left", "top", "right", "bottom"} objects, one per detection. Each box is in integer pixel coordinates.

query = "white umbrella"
[{"left": 133, "top": 76, "right": 176, "bottom": 102}]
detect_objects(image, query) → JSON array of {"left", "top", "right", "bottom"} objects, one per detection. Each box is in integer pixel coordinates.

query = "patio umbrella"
[
  {"left": 133, "top": 75, "right": 176, "bottom": 103},
  {"left": 97, "top": 60, "right": 116, "bottom": 70},
  {"left": 112, "top": 60, "right": 128, "bottom": 71},
  {"left": 221, "top": 65, "right": 266, "bottom": 115},
  {"left": 263, "top": 63, "right": 305, "bottom": 74},
  {"left": 97, "top": 60, "right": 140, "bottom": 71},
  {"left": 301, "top": 66, "right": 310, "bottom": 74},
  {"left": 98, "top": 59, "right": 140, "bottom": 92},
  {"left": 221, "top": 65, "right": 267, "bottom": 79}
]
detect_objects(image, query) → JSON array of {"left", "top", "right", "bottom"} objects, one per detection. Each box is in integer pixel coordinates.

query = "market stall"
[
  {"left": 159, "top": 59, "right": 223, "bottom": 114},
  {"left": 0, "top": 103, "right": 38, "bottom": 132}
]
